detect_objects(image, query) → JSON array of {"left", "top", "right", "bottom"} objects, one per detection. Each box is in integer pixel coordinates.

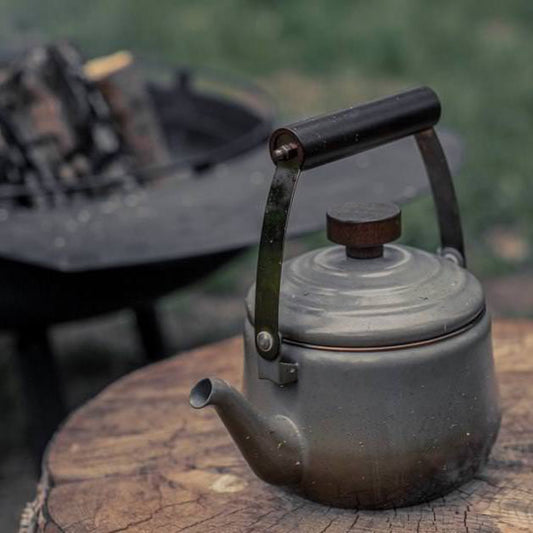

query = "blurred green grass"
[{"left": 1, "top": 0, "right": 531, "bottom": 276}]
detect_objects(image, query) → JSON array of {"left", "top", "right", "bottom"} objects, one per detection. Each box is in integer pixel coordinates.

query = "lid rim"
[
  {"left": 246, "top": 244, "right": 485, "bottom": 348},
  {"left": 280, "top": 306, "right": 486, "bottom": 352}
]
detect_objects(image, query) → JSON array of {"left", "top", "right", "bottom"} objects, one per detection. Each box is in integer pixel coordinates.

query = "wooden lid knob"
[{"left": 326, "top": 202, "right": 401, "bottom": 258}]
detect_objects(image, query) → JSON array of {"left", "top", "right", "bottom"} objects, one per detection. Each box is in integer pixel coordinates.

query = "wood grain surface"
[{"left": 24, "top": 320, "right": 533, "bottom": 532}]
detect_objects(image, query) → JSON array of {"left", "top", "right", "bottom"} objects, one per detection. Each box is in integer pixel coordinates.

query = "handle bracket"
[{"left": 254, "top": 156, "right": 301, "bottom": 362}]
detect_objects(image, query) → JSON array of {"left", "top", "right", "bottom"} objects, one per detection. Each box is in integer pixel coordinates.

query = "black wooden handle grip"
[{"left": 269, "top": 86, "right": 441, "bottom": 170}]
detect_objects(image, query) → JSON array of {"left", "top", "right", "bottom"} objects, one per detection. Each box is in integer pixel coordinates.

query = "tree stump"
[{"left": 23, "top": 320, "right": 533, "bottom": 532}]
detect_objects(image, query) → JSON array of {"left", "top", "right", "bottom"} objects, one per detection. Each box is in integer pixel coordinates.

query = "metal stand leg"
[
  {"left": 134, "top": 302, "right": 168, "bottom": 362},
  {"left": 15, "top": 328, "right": 66, "bottom": 468}
]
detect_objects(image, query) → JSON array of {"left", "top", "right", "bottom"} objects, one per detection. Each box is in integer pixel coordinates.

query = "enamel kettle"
[{"left": 190, "top": 87, "right": 500, "bottom": 509}]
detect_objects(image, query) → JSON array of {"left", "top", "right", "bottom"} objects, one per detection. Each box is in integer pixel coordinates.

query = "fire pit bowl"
[{"left": 0, "top": 65, "right": 276, "bottom": 326}]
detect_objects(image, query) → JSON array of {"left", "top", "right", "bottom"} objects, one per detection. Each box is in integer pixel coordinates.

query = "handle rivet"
[
  {"left": 256, "top": 331, "right": 274, "bottom": 352},
  {"left": 272, "top": 143, "right": 298, "bottom": 163}
]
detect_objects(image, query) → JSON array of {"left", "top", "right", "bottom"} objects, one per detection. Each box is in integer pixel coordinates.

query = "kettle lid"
[{"left": 247, "top": 202, "right": 484, "bottom": 349}]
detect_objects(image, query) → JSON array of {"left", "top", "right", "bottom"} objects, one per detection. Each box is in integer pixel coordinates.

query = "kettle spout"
[{"left": 190, "top": 377, "right": 302, "bottom": 486}]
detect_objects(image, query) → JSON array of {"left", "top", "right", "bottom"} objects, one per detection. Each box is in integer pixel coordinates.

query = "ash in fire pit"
[{"left": 0, "top": 42, "right": 169, "bottom": 208}]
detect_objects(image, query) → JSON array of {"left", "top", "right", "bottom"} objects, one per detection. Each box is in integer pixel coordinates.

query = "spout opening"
[{"left": 189, "top": 378, "right": 214, "bottom": 409}]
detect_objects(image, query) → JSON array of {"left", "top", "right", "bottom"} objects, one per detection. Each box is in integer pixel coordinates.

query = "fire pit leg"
[
  {"left": 15, "top": 328, "right": 66, "bottom": 468},
  {"left": 134, "top": 302, "right": 168, "bottom": 362}
]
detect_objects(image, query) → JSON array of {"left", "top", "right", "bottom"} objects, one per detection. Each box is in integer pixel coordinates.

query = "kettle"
[{"left": 189, "top": 87, "right": 500, "bottom": 509}]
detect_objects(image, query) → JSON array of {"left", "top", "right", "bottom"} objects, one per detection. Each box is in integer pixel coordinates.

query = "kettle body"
[
  {"left": 190, "top": 88, "right": 500, "bottom": 509},
  {"left": 242, "top": 268, "right": 500, "bottom": 509}
]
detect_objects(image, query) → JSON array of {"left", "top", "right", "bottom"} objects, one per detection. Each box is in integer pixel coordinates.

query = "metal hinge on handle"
[
  {"left": 254, "top": 87, "right": 465, "bottom": 385},
  {"left": 255, "top": 156, "right": 301, "bottom": 384}
]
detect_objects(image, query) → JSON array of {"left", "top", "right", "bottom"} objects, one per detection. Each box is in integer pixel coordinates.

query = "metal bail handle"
[{"left": 255, "top": 86, "right": 465, "bottom": 364}]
